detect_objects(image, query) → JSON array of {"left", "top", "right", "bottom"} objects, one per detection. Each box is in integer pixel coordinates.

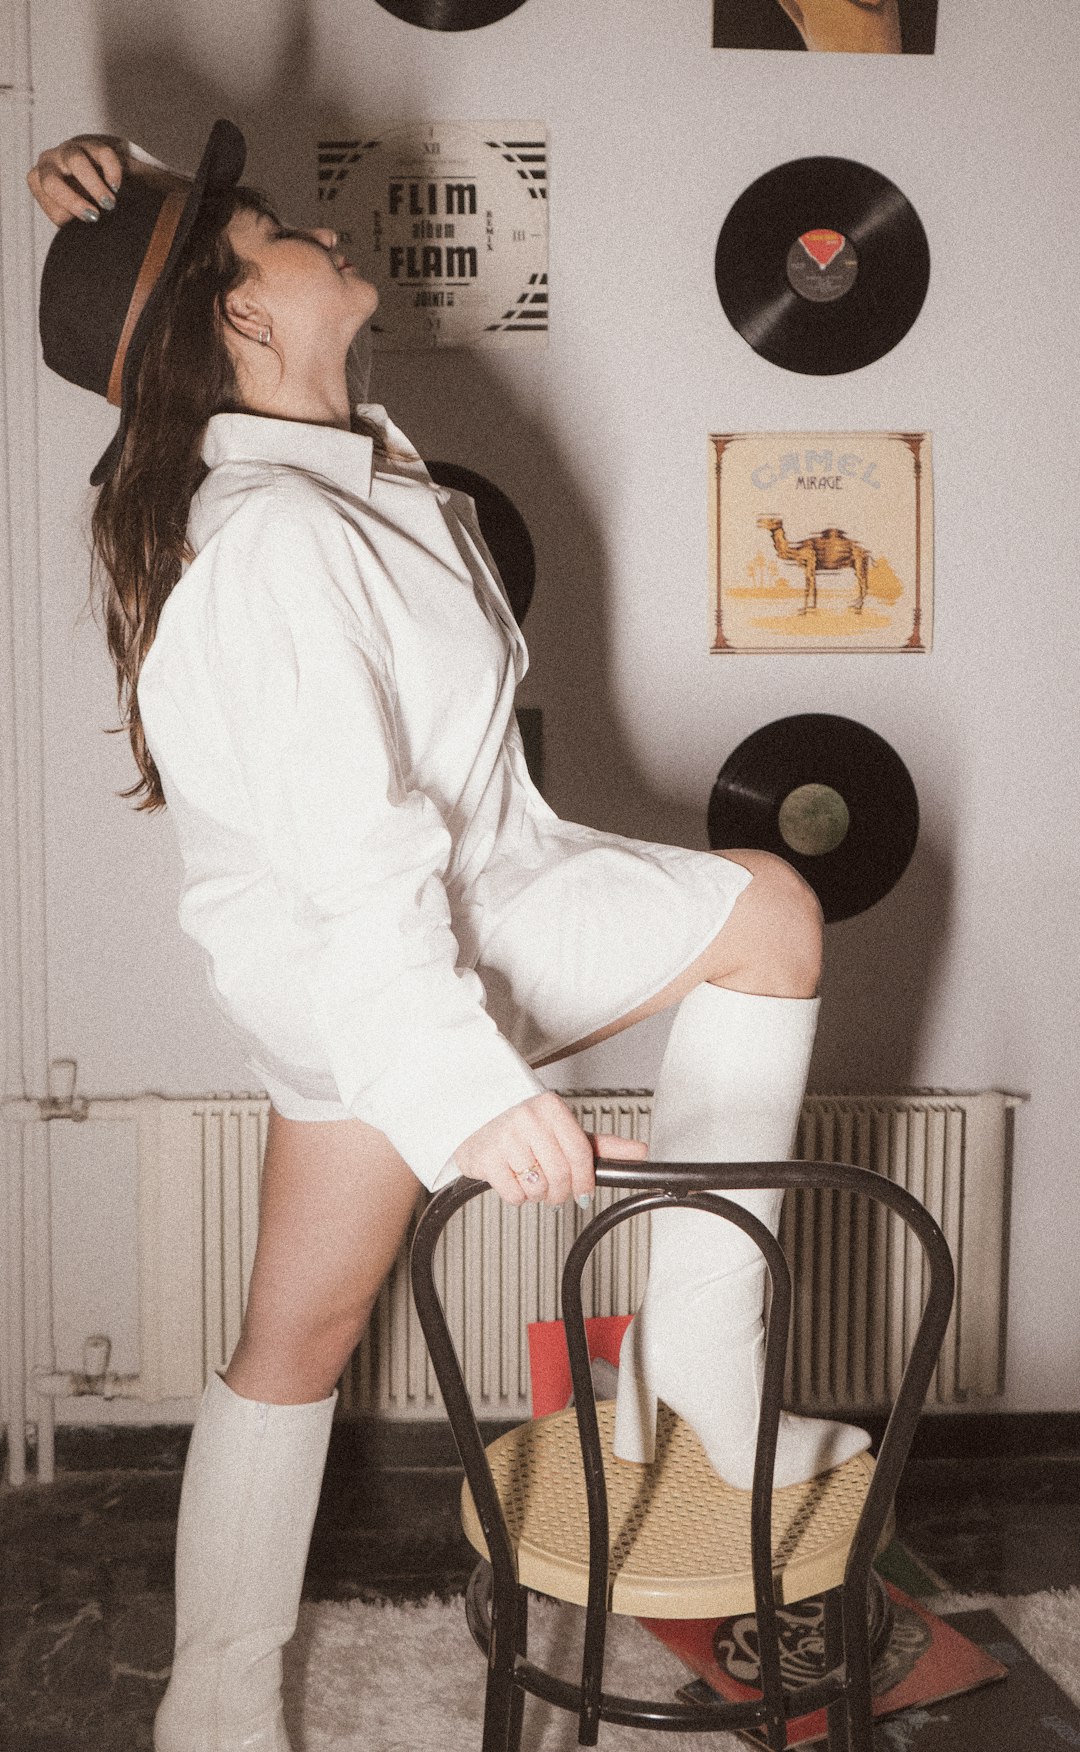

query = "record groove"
[
  {"left": 707, "top": 714, "right": 919, "bottom": 921},
  {"left": 715, "top": 156, "right": 930, "bottom": 374}
]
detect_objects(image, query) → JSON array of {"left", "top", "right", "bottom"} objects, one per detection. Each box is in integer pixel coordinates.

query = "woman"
[{"left": 29, "top": 120, "right": 869, "bottom": 1752}]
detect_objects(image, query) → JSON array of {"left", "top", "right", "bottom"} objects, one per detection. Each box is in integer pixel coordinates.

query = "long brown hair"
[{"left": 89, "top": 181, "right": 383, "bottom": 813}]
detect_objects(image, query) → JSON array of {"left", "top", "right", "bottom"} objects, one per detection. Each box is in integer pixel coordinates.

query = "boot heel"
[{"left": 612, "top": 1323, "right": 658, "bottom": 1464}]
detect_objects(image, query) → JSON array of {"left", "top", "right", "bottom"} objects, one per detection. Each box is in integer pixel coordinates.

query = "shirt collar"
[{"left": 200, "top": 406, "right": 377, "bottom": 498}]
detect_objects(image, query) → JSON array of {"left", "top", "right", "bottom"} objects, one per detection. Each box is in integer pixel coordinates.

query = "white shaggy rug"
[
  {"left": 282, "top": 1587, "right": 1080, "bottom": 1750},
  {"left": 929, "top": 1588, "right": 1080, "bottom": 1706}
]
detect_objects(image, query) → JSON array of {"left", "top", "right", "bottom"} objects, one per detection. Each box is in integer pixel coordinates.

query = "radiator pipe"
[{"left": 30, "top": 1369, "right": 145, "bottom": 1398}]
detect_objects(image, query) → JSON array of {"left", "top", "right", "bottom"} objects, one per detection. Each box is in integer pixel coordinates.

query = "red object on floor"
[
  {"left": 642, "top": 1583, "right": 1007, "bottom": 1746},
  {"left": 527, "top": 1314, "right": 631, "bottom": 1417}
]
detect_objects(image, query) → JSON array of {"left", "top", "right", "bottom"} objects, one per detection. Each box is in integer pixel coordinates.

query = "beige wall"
[{"left": 17, "top": 0, "right": 1080, "bottom": 1409}]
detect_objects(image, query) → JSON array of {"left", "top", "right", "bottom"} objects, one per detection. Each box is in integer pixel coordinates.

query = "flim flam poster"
[{"left": 317, "top": 122, "right": 548, "bottom": 350}]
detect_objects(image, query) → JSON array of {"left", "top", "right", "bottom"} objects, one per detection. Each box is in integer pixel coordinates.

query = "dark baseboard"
[
  {"left": 5, "top": 1408, "right": 1080, "bottom": 1481},
  {"left": 866, "top": 1409, "right": 1080, "bottom": 1461}
]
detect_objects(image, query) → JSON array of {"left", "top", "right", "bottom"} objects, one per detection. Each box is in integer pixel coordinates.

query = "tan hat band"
[{"left": 106, "top": 190, "right": 189, "bottom": 408}]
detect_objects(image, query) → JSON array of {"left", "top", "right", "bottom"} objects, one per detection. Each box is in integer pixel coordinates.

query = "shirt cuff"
[
  {"left": 348, "top": 1016, "right": 548, "bottom": 1193},
  {"left": 124, "top": 139, "right": 182, "bottom": 175}
]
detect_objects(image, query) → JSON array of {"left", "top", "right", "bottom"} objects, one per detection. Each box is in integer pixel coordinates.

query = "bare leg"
[
  {"left": 156, "top": 1114, "right": 418, "bottom": 1751},
  {"left": 224, "top": 1109, "right": 420, "bottom": 1404}
]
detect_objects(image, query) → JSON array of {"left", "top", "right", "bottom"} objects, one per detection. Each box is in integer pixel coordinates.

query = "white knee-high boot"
[
  {"left": 153, "top": 1370, "right": 337, "bottom": 1752},
  {"left": 613, "top": 981, "right": 871, "bottom": 1490}
]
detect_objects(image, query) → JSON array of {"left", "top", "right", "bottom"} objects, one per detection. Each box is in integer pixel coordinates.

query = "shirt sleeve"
[
  {"left": 204, "top": 491, "right": 548, "bottom": 1191},
  {"left": 118, "top": 139, "right": 197, "bottom": 198},
  {"left": 124, "top": 140, "right": 180, "bottom": 173}
]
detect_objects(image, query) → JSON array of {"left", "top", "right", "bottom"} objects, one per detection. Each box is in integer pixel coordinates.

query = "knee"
[
  {"left": 231, "top": 1301, "right": 374, "bottom": 1401},
  {"left": 760, "top": 852, "right": 823, "bottom": 977},
  {"left": 713, "top": 848, "right": 824, "bottom": 994},
  {"left": 272, "top": 1299, "right": 376, "bottom": 1363},
  {"left": 787, "top": 872, "right": 824, "bottom": 990},
  {"left": 765, "top": 850, "right": 823, "bottom": 928}
]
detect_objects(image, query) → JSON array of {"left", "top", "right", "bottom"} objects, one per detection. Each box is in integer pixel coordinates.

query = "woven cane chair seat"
[{"left": 460, "top": 1399, "right": 893, "bottom": 1620}]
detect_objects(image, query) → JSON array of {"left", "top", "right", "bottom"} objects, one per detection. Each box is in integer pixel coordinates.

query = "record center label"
[
  {"left": 799, "top": 228, "right": 845, "bottom": 269},
  {"left": 778, "top": 784, "right": 851, "bottom": 857},
  {"left": 787, "top": 230, "right": 859, "bottom": 302}
]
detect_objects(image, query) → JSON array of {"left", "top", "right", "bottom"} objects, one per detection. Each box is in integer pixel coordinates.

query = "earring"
[{"left": 258, "top": 327, "right": 270, "bottom": 346}]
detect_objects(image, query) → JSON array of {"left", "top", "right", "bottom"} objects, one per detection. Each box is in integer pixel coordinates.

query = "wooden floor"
[{"left": 2, "top": 1415, "right": 1078, "bottom": 1750}]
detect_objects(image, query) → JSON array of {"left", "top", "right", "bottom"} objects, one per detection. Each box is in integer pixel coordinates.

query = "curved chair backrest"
[{"left": 410, "top": 1158, "right": 955, "bottom": 1748}]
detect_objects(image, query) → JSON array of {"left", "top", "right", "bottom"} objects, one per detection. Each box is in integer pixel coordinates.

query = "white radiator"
[{"left": 1, "top": 1088, "right": 1014, "bottom": 1486}]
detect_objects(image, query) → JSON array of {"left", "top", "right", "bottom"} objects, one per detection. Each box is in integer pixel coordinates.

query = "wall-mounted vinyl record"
[
  {"left": 426, "top": 460, "right": 536, "bottom": 624},
  {"left": 707, "top": 714, "right": 919, "bottom": 921},
  {"left": 373, "top": 0, "right": 529, "bottom": 27},
  {"left": 714, "top": 157, "right": 930, "bottom": 375}
]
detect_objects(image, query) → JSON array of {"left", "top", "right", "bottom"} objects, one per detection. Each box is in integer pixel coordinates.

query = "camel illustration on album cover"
[
  {"left": 755, "top": 518, "right": 875, "bottom": 614},
  {"left": 709, "top": 433, "right": 933, "bottom": 653},
  {"left": 713, "top": 0, "right": 938, "bottom": 54}
]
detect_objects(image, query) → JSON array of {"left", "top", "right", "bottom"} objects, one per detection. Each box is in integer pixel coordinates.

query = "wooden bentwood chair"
[{"left": 409, "top": 1160, "right": 955, "bottom": 1752}]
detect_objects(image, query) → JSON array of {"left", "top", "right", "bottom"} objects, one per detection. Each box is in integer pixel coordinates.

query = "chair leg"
[
  {"left": 482, "top": 1662, "right": 515, "bottom": 1752},
  {"left": 482, "top": 1582, "right": 521, "bottom": 1752},
  {"left": 823, "top": 1590, "right": 850, "bottom": 1752},
  {"left": 842, "top": 1582, "right": 876, "bottom": 1752},
  {"left": 755, "top": 1601, "right": 789, "bottom": 1752},
  {"left": 578, "top": 1590, "right": 607, "bottom": 1746},
  {"left": 506, "top": 1588, "right": 528, "bottom": 1752}
]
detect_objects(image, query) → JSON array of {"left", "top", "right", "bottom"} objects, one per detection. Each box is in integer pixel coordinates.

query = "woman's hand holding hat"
[
  {"left": 27, "top": 133, "right": 192, "bottom": 227},
  {"left": 27, "top": 134, "right": 128, "bottom": 225}
]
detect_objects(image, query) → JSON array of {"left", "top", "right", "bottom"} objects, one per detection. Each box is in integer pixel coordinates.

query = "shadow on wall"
[
  {"left": 378, "top": 351, "right": 716, "bottom": 850},
  {"left": 97, "top": 4, "right": 954, "bottom": 1094},
  {"left": 811, "top": 829, "right": 954, "bottom": 1094}
]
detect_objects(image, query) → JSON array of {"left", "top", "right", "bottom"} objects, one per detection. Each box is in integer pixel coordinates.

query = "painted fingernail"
[
  {"left": 80, "top": 207, "right": 99, "bottom": 222},
  {"left": 576, "top": 1194, "right": 592, "bottom": 1209},
  {"left": 107, "top": 176, "right": 121, "bottom": 192},
  {"left": 99, "top": 194, "right": 115, "bottom": 210}
]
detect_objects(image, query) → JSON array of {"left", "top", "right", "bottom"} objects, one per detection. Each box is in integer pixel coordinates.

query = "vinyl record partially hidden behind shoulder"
[
  {"left": 373, "top": 0, "right": 530, "bottom": 27},
  {"left": 426, "top": 460, "right": 536, "bottom": 625}
]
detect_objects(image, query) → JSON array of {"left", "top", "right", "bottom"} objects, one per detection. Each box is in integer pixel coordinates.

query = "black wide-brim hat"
[{"left": 38, "top": 119, "right": 248, "bottom": 487}]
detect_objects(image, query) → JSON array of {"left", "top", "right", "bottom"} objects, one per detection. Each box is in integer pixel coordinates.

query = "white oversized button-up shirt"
[{"left": 136, "top": 405, "right": 560, "bottom": 1189}]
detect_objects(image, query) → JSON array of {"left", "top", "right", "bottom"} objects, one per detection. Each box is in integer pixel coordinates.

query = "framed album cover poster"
[
  {"left": 317, "top": 122, "right": 548, "bottom": 350},
  {"left": 709, "top": 432, "right": 933, "bottom": 653},
  {"left": 713, "top": 0, "right": 938, "bottom": 55}
]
